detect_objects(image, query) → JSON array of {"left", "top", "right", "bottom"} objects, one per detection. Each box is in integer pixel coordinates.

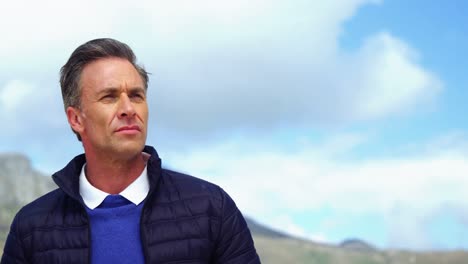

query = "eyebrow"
[{"left": 97, "top": 87, "right": 146, "bottom": 96}]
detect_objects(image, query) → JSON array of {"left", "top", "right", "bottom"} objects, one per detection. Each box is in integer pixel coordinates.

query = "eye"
[
  {"left": 130, "top": 92, "right": 146, "bottom": 102},
  {"left": 100, "top": 94, "right": 117, "bottom": 102}
]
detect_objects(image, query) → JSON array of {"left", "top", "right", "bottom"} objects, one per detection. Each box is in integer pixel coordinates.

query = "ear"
[{"left": 66, "top": 106, "right": 85, "bottom": 135}]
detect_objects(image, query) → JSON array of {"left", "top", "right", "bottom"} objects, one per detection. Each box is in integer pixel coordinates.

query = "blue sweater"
[{"left": 86, "top": 195, "right": 145, "bottom": 264}]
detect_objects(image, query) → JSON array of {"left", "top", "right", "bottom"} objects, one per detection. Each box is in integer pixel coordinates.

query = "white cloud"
[
  {"left": 385, "top": 205, "right": 433, "bottom": 249},
  {"left": 347, "top": 32, "right": 442, "bottom": 120},
  {"left": 166, "top": 135, "right": 468, "bottom": 215},
  {"left": 0, "top": 80, "right": 34, "bottom": 112},
  {"left": 269, "top": 214, "right": 309, "bottom": 239},
  {"left": 0, "top": 0, "right": 442, "bottom": 142},
  {"left": 266, "top": 213, "right": 332, "bottom": 243},
  {"left": 0, "top": 78, "right": 67, "bottom": 154},
  {"left": 163, "top": 133, "right": 468, "bottom": 248}
]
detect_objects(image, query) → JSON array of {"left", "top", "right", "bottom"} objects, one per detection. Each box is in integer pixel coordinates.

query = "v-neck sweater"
[{"left": 85, "top": 194, "right": 145, "bottom": 264}]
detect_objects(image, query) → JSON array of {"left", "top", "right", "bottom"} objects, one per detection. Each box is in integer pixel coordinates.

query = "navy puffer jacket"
[{"left": 1, "top": 146, "right": 260, "bottom": 264}]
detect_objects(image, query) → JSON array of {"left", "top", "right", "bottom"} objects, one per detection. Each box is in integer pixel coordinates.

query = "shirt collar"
[{"left": 79, "top": 158, "right": 150, "bottom": 210}]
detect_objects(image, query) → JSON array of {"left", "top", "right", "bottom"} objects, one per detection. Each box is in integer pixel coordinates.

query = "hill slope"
[{"left": 253, "top": 234, "right": 468, "bottom": 264}]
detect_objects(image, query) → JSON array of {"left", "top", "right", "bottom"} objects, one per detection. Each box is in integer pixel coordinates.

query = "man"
[{"left": 1, "top": 38, "right": 260, "bottom": 264}]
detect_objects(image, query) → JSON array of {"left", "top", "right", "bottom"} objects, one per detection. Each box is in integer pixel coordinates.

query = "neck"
[{"left": 84, "top": 152, "right": 146, "bottom": 194}]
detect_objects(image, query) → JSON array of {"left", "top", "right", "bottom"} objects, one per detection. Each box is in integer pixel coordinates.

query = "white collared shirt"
[{"left": 79, "top": 162, "right": 150, "bottom": 210}]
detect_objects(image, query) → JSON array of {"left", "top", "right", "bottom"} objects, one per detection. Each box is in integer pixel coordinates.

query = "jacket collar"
[{"left": 52, "top": 145, "right": 162, "bottom": 204}]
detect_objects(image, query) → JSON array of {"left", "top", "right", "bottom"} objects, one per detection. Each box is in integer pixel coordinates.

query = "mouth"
[{"left": 115, "top": 125, "right": 141, "bottom": 134}]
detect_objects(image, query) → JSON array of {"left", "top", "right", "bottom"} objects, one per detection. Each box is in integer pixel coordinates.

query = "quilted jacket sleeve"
[
  {"left": 213, "top": 188, "right": 261, "bottom": 264},
  {"left": 1, "top": 213, "right": 28, "bottom": 264}
]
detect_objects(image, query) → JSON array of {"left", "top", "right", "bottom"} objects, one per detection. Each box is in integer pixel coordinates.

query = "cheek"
[
  {"left": 87, "top": 108, "right": 116, "bottom": 130},
  {"left": 138, "top": 105, "right": 149, "bottom": 121},
  {"left": 100, "top": 106, "right": 119, "bottom": 124}
]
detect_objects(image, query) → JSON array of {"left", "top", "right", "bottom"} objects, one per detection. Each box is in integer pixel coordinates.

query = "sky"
[{"left": 1, "top": 0, "right": 467, "bottom": 250}]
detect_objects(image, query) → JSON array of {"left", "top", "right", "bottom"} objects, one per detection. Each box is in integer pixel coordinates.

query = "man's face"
[{"left": 68, "top": 57, "right": 148, "bottom": 160}]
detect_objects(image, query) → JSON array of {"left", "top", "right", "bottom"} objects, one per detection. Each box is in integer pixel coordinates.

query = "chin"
[{"left": 113, "top": 141, "right": 146, "bottom": 157}]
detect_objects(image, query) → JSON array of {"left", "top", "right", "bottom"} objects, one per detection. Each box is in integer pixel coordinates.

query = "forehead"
[{"left": 80, "top": 57, "right": 144, "bottom": 93}]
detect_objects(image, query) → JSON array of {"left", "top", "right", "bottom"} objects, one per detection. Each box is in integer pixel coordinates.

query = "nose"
[{"left": 117, "top": 93, "right": 136, "bottom": 118}]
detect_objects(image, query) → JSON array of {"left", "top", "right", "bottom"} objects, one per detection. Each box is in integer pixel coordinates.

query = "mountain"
[
  {"left": 245, "top": 217, "right": 290, "bottom": 239},
  {"left": 253, "top": 233, "right": 468, "bottom": 264},
  {"left": 0, "top": 153, "right": 56, "bottom": 244},
  {"left": 0, "top": 153, "right": 55, "bottom": 206},
  {"left": 339, "top": 238, "right": 376, "bottom": 251},
  {"left": 1, "top": 153, "right": 468, "bottom": 263}
]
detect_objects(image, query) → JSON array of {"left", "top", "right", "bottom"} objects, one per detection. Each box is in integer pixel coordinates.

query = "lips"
[{"left": 115, "top": 125, "right": 141, "bottom": 132}]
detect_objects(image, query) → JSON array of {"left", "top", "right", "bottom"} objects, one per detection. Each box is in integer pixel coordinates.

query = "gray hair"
[{"left": 59, "top": 38, "right": 149, "bottom": 141}]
